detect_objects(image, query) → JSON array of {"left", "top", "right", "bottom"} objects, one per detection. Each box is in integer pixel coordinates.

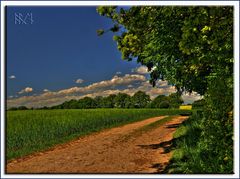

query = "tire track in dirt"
[{"left": 7, "top": 115, "right": 188, "bottom": 174}]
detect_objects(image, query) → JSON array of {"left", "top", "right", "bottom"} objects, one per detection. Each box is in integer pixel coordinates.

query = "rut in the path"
[{"left": 7, "top": 115, "right": 188, "bottom": 174}]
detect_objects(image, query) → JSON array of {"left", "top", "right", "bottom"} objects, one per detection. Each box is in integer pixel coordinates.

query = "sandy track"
[{"left": 7, "top": 115, "right": 188, "bottom": 174}]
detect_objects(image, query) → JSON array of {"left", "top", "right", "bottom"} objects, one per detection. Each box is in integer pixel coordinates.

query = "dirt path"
[{"left": 7, "top": 115, "right": 188, "bottom": 174}]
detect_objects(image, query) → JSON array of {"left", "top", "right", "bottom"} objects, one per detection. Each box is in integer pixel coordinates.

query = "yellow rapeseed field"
[{"left": 179, "top": 105, "right": 192, "bottom": 110}]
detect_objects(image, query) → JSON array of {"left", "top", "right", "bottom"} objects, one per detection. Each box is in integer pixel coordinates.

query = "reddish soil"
[{"left": 7, "top": 115, "right": 188, "bottom": 174}]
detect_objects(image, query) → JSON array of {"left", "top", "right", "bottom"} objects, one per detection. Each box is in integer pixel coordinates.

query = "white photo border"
[{"left": 1, "top": 1, "right": 239, "bottom": 178}]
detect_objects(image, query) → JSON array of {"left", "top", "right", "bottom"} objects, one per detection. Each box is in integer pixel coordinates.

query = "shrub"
[{"left": 159, "top": 101, "right": 170, "bottom": 108}]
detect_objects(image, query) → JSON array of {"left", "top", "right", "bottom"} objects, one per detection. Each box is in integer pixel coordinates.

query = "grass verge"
[{"left": 162, "top": 111, "right": 203, "bottom": 173}]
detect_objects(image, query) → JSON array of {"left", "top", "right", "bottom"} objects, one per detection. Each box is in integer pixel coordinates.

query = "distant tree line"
[{"left": 8, "top": 91, "right": 187, "bottom": 110}]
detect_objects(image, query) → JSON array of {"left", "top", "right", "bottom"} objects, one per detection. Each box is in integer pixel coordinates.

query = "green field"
[{"left": 7, "top": 108, "right": 191, "bottom": 161}]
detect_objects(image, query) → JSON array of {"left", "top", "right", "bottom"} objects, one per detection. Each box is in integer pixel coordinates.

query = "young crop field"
[{"left": 6, "top": 108, "right": 191, "bottom": 161}]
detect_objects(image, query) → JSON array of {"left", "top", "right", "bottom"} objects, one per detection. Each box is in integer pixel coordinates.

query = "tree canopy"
[
  {"left": 114, "top": 93, "right": 131, "bottom": 108},
  {"left": 131, "top": 91, "right": 151, "bottom": 108},
  {"left": 97, "top": 6, "right": 233, "bottom": 96}
]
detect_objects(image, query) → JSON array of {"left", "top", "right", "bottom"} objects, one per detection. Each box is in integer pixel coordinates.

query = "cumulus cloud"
[
  {"left": 59, "top": 74, "right": 146, "bottom": 95},
  {"left": 9, "top": 75, "right": 16, "bottom": 79},
  {"left": 7, "top": 74, "right": 147, "bottom": 108},
  {"left": 18, "top": 87, "right": 33, "bottom": 94},
  {"left": 9, "top": 74, "right": 196, "bottom": 108},
  {"left": 86, "top": 74, "right": 146, "bottom": 90},
  {"left": 182, "top": 92, "right": 202, "bottom": 104},
  {"left": 132, "top": 66, "right": 149, "bottom": 74},
  {"left": 134, "top": 81, "right": 176, "bottom": 99},
  {"left": 81, "top": 84, "right": 176, "bottom": 100},
  {"left": 43, "top": 89, "right": 50, "bottom": 92},
  {"left": 156, "top": 80, "right": 169, "bottom": 87},
  {"left": 75, "top": 78, "right": 84, "bottom": 84}
]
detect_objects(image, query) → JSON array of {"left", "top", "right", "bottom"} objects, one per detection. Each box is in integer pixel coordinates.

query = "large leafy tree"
[
  {"left": 114, "top": 93, "right": 131, "bottom": 108},
  {"left": 78, "top": 97, "right": 97, "bottom": 109},
  {"left": 150, "top": 95, "right": 169, "bottom": 108},
  {"left": 131, "top": 91, "right": 150, "bottom": 108},
  {"left": 94, "top": 96, "right": 104, "bottom": 108},
  {"left": 168, "top": 92, "right": 184, "bottom": 108},
  {"left": 97, "top": 6, "right": 233, "bottom": 173},
  {"left": 64, "top": 99, "right": 79, "bottom": 109},
  {"left": 97, "top": 6, "right": 233, "bottom": 95},
  {"left": 101, "top": 94, "right": 117, "bottom": 108},
  {"left": 149, "top": 93, "right": 183, "bottom": 108}
]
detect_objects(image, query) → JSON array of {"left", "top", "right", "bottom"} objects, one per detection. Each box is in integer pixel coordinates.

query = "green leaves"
[
  {"left": 201, "top": 25, "right": 211, "bottom": 33},
  {"left": 110, "top": 24, "right": 120, "bottom": 32},
  {"left": 96, "top": 6, "right": 117, "bottom": 18},
  {"left": 131, "top": 91, "right": 151, "bottom": 108},
  {"left": 96, "top": 6, "right": 233, "bottom": 93},
  {"left": 97, "top": 29, "right": 104, "bottom": 36}
]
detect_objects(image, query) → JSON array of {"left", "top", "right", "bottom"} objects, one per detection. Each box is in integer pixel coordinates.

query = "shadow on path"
[
  {"left": 137, "top": 122, "right": 182, "bottom": 153},
  {"left": 165, "top": 123, "right": 180, "bottom": 128},
  {"left": 138, "top": 138, "right": 176, "bottom": 154},
  {"left": 137, "top": 120, "right": 188, "bottom": 173}
]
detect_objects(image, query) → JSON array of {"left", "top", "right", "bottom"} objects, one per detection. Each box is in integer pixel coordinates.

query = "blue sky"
[{"left": 6, "top": 6, "right": 200, "bottom": 107}]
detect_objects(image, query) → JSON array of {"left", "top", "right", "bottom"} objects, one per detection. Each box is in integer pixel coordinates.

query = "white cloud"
[
  {"left": 43, "top": 89, "right": 50, "bottom": 92},
  {"left": 18, "top": 87, "right": 33, "bottom": 94},
  {"left": 7, "top": 74, "right": 146, "bottom": 108},
  {"left": 81, "top": 84, "right": 176, "bottom": 100},
  {"left": 9, "top": 75, "right": 16, "bottom": 79},
  {"left": 132, "top": 66, "right": 149, "bottom": 74},
  {"left": 182, "top": 92, "right": 202, "bottom": 104},
  {"left": 75, "top": 79, "right": 84, "bottom": 84},
  {"left": 86, "top": 74, "right": 146, "bottom": 90},
  {"left": 116, "top": 71, "right": 122, "bottom": 75},
  {"left": 59, "top": 74, "right": 146, "bottom": 95},
  {"left": 156, "top": 80, "right": 169, "bottom": 87},
  {"left": 135, "top": 81, "right": 176, "bottom": 99},
  {"left": 7, "top": 74, "right": 188, "bottom": 108}
]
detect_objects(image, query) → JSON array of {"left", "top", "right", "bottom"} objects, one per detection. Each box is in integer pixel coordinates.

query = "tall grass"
[
  {"left": 164, "top": 110, "right": 233, "bottom": 174},
  {"left": 162, "top": 111, "right": 203, "bottom": 173},
  {"left": 7, "top": 108, "right": 190, "bottom": 161}
]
